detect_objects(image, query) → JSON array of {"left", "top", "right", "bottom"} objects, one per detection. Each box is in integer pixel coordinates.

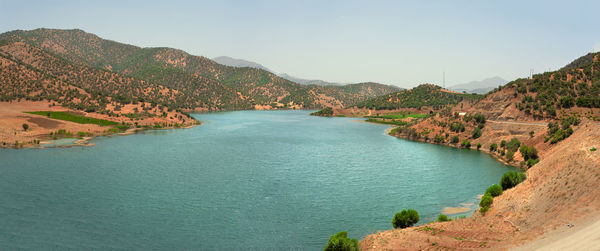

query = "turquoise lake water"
[{"left": 0, "top": 110, "right": 513, "bottom": 250}]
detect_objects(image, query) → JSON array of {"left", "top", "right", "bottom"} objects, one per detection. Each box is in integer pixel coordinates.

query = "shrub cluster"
[
  {"left": 461, "top": 140, "right": 471, "bottom": 148},
  {"left": 311, "top": 107, "right": 334, "bottom": 117},
  {"left": 449, "top": 122, "right": 465, "bottom": 132},
  {"left": 519, "top": 145, "right": 539, "bottom": 167},
  {"left": 546, "top": 116, "right": 580, "bottom": 144}
]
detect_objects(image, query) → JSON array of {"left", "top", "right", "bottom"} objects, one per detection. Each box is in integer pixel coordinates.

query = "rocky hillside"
[
  {"left": 0, "top": 28, "right": 399, "bottom": 111},
  {"left": 359, "top": 51, "right": 600, "bottom": 250}
]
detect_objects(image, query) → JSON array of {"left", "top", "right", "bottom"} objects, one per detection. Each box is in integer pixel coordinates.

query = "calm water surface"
[{"left": 0, "top": 110, "right": 513, "bottom": 250}]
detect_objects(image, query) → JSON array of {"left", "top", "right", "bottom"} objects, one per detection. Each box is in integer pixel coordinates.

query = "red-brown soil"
[{"left": 0, "top": 101, "right": 197, "bottom": 148}]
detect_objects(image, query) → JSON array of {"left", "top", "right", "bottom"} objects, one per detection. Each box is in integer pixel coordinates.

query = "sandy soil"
[
  {"left": 0, "top": 101, "right": 107, "bottom": 147},
  {"left": 513, "top": 213, "right": 600, "bottom": 250},
  {"left": 0, "top": 101, "right": 198, "bottom": 148},
  {"left": 442, "top": 207, "right": 472, "bottom": 215}
]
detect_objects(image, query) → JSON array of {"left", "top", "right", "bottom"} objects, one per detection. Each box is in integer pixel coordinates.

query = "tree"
[
  {"left": 485, "top": 184, "right": 503, "bottom": 197},
  {"left": 324, "top": 231, "right": 359, "bottom": 251},
  {"left": 451, "top": 135, "right": 459, "bottom": 144},
  {"left": 479, "top": 194, "right": 493, "bottom": 208},
  {"left": 506, "top": 138, "right": 521, "bottom": 153},
  {"left": 476, "top": 143, "right": 482, "bottom": 150},
  {"left": 461, "top": 140, "right": 471, "bottom": 148},
  {"left": 506, "top": 150, "right": 514, "bottom": 161},
  {"left": 392, "top": 209, "right": 420, "bottom": 229},
  {"left": 489, "top": 143, "right": 498, "bottom": 152},
  {"left": 22, "top": 123, "right": 29, "bottom": 131},
  {"left": 437, "top": 214, "right": 451, "bottom": 222},
  {"left": 519, "top": 145, "right": 538, "bottom": 160}
]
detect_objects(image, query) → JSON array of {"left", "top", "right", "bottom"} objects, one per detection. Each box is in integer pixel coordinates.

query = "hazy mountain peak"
[
  {"left": 449, "top": 76, "right": 508, "bottom": 94},
  {"left": 212, "top": 56, "right": 272, "bottom": 72}
]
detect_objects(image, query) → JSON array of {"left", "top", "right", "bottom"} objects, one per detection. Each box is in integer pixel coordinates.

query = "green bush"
[
  {"left": 449, "top": 122, "right": 465, "bottom": 132},
  {"left": 311, "top": 107, "right": 334, "bottom": 117},
  {"left": 473, "top": 113, "right": 486, "bottom": 124},
  {"left": 461, "top": 140, "right": 471, "bottom": 148},
  {"left": 500, "top": 171, "right": 526, "bottom": 190},
  {"left": 392, "top": 209, "right": 420, "bottom": 229},
  {"left": 437, "top": 214, "right": 451, "bottom": 222},
  {"left": 519, "top": 145, "right": 539, "bottom": 161},
  {"left": 480, "top": 206, "right": 489, "bottom": 214},
  {"left": 506, "top": 150, "right": 514, "bottom": 161},
  {"left": 485, "top": 184, "right": 503, "bottom": 197},
  {"left": 526, "top": 158, "right": 539, "bottom": 168},
  {"left": 506, "top": 138, "right": 521, "bottom": 153},
  {"left": 472, "top": 127, "right": 482, "bottom": 139},
  {"left": 22, "top": 123, "right": 29, "bottom": 131},
  {"left": 479, "top": 194, "right": 493, "bottom": 208},
  {"left": 324, "top": 231, "right": 359, "bottom": 251},
  {"left": 451, "top": 135, "right": 459, "bottom": 144},
  {"left": 489, "top": 143, "right": 498, "bottom": 152},
  {"left": 476, "top": 143, "right": 482, "bottom": 150}
]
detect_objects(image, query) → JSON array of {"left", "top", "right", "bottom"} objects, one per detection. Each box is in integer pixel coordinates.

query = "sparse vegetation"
[{"left": 22, "top": 123, "right": 29, "bottom": 131}]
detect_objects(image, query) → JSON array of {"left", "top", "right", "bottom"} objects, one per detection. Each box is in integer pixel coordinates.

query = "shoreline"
[
  {"left": 363, "top": 119, "right": 523, "bottom": 169},
  {"left": 3, "top": 122, "right": 201, "bottom": 150}
]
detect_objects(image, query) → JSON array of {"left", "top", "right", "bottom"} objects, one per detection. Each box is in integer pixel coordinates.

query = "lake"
[{"left": 0, "top": 110, "right": 513, "bottom": 250}]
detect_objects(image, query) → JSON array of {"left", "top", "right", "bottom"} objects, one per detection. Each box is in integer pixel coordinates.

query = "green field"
[
  {"left": 365, "top": 113, "right": 428, "bottom": 119},
  {"left": 25, "top": 111, "right": 118, "bottom": 126},
  {"left": 365, "top": 118, "right": 409, "bottom": 126}
]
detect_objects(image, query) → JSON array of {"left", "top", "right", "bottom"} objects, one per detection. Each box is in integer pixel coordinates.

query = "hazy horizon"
[{"left": 1, "top": 0, "right": 599, "bottom": 88}]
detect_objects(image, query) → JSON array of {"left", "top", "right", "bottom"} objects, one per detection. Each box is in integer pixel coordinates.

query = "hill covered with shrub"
[
  {"left": 355, "top": 84, "right": 483, "bottom": 110},
  {"left": 0, "top": 28, "right": 399, "bottom": 111}
]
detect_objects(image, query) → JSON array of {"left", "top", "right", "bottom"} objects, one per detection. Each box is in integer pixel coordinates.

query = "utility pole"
[{"left": 530, "top": 68, "right": 533, "bottom": 79}]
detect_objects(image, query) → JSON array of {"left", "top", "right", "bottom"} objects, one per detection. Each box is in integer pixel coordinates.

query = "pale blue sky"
[{"left": 1, "top": 0, "right": 599, "bottom": 88}]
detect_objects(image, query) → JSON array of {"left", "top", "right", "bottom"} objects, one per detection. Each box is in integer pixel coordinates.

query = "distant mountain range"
[
  {"left": 213, "top": 56, "right": 344, "bottom": 86},
  {"left": 449, "top": 76, "right": 508, "bottom": 94},
  {"left": 276, "top": 73, "right": 343, "bottom": 86},
  {"left": 212, "top": 56, "right": 273, "bottom": 72}
]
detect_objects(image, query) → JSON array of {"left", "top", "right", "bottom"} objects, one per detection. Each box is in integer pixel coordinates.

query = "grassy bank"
[{"left": 25, "top": 111, "right": 118, "bottom": 126}]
